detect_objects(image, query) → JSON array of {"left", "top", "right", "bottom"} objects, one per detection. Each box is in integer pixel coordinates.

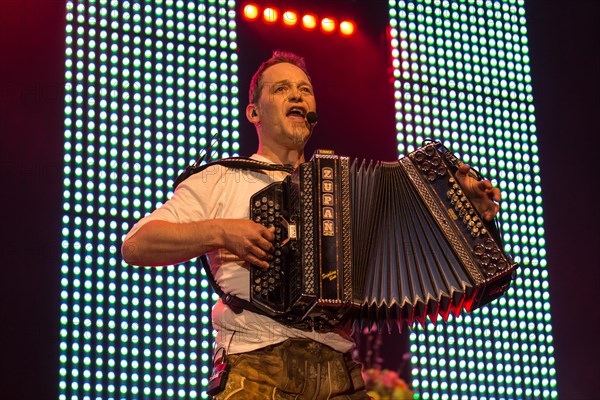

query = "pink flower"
[
  {"left": 362, "top": 368, "right": 414, "bottom": 399},
  {"left": 363, "top": 368, "right": 381, "bottom": 384},
  {"left": 381, "top": 370, "right": 400, "bottom": 389}
]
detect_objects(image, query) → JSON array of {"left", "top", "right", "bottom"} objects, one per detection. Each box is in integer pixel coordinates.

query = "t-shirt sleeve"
[{"left": 123, "top": 164, "right": 228, "bottom": 241}]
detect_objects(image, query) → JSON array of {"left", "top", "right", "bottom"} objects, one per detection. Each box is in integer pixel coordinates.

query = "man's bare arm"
[{"left": 122, "top": 219, "right": 275, "bottom": 268}]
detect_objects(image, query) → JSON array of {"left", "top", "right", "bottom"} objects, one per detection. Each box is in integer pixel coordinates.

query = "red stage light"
[
  {"left": 301, "top": 13, "right": 317, "bottom": 31},
  {"left": 263, "top": 6, "right": 279, "bottom": 24},
  {"left": 242, "top": 4, "right": 354, "bottom": 38},
  {"left": 320, "top": 17, "right": 337, "bottom": 34},
  {"left": 282, "top": 10, "right": 299, "bottom": 27},
  {"left": 242, "top": 3, "right": 260, "bottom": 21},
  {"left": 339, "top": 20, "right": 356, "bottom": 36}
]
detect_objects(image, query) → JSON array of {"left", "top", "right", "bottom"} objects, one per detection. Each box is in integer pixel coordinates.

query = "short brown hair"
[{"left": 248, "top": 50, "right": 311, "bottom": 104}]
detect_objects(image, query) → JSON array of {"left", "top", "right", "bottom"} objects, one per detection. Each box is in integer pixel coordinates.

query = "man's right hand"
[{"left": 217, "top": 220, "right": 275, "bottom": 269}]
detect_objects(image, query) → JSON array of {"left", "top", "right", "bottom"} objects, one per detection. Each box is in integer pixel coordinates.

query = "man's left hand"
[{"left": 455, "top": 164, "right": 501, "bottom": 222}]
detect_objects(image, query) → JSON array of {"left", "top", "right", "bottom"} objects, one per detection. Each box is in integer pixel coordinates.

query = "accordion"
[{"left": 249, "top": 142, "right": 517, "bottom": 330}]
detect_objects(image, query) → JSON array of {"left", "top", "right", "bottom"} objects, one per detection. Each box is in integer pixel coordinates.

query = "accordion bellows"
[{"left": 249, "top": 142, "right": 517, "bottom": 330}]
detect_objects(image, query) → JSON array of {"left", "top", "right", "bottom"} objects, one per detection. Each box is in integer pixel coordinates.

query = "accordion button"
[{"left": 474, "top": 244, "right": 485, "bottom": 256}]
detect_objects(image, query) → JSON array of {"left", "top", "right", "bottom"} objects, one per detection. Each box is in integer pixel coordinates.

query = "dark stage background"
[{"left": 1, "top": 1, "right": 598, "bottom": 399}]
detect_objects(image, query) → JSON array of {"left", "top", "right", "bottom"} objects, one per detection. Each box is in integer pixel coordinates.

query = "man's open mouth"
[{"left": 286, "top": 107, "right": 307, "bottom": 118}]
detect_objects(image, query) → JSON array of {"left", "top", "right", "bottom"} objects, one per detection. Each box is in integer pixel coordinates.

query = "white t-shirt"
[{"left": 124, "top": 154, "right": 354, "bottom": 354}]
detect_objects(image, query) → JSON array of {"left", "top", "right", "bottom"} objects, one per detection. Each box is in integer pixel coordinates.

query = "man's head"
[
  {"left": 248, "top": 50, "right": 312, "bottom": 105},
  {"left": 246, "top": 51, "right": 317, "bottom": 158}
]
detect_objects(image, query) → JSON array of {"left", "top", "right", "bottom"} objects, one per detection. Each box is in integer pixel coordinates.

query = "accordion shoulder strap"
[
  {"left": 199, "top": 255, "right": 267, "bottom": 315},
  {"left": 173, "top": 157, "right": 294, "bottom": 188},
  {"left": 187, "top": 158, "right": 293, "bottom": 315},
  {"left": 176, "top": 159, "right": 293, "bottom": 317}
]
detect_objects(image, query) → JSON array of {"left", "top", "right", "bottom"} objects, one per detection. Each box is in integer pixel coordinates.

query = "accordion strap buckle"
[
  {"left": 279, "top": 216, "right": 297, "bottom": 247},
  {"left": 222, "top": 294, "right": 233, "bottom": 304}
]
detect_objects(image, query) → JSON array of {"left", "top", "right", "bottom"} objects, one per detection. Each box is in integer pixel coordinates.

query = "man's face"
[{"left": 252, "top": 62, "right": 317, "bottom": 151}]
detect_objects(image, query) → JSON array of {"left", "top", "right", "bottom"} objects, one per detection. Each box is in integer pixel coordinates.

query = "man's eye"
[{"left": 275, "top": 86, "right": 286, "bottom": 92}]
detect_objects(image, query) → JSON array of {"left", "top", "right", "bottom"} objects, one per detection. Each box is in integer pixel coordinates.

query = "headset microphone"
[{"left": 306, "top": 111, "right": 318, "bottom": 124}]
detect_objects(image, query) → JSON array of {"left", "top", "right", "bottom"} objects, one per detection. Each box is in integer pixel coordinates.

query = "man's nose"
[{"left": 287, "top": 86, "right": 302, "bottom": 101}]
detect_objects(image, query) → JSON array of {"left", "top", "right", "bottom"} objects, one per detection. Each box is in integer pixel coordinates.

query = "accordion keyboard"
[{"left": 249, "top": 185, "right": 289, "bottom": 312}]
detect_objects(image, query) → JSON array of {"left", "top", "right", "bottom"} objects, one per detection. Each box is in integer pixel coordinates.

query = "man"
[{"left": 122, "top": 51, "right": 500, "bottom": 399}]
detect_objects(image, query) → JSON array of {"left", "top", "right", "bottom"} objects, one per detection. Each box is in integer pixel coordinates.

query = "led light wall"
[
  {"left": 388, "top": 1, "right": 557, "bottom": 399},
  {"left": 60, "top": 1, "right": 238, "bottom": 398}
]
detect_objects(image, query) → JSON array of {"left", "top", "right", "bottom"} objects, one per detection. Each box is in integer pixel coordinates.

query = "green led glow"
[
  {"left": 60, "top": 1, "right": 237, "bottom": 399},
  {"left": 389, "top": 0, "right": 556, "bottom": 398}
]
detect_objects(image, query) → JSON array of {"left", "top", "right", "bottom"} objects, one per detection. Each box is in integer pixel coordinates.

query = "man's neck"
[{"left": 256, "top": 144, "right": 305, "bottom": 168}]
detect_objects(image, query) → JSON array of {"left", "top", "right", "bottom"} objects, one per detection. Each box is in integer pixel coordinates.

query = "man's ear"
[{"left": 246, "top": 104, "right": 259, "bottom": 124}]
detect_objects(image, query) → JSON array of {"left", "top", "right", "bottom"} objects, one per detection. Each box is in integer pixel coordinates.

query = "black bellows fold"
[{"left": 350, "top": 160, "right": 472, "bottom": 329}]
